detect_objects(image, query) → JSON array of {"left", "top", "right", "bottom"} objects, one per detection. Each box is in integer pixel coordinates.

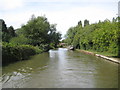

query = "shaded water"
[{"left": 2, "top": 48, "right": 118, "bottom": 88}]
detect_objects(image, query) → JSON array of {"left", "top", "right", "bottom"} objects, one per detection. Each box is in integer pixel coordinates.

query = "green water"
[{"left": 2, "top": 48, "right": 118, "bottom": 88}]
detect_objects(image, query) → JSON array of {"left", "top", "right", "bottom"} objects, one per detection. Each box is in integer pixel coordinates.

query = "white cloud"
[
  {"left": 0, "top": 0, "right": 24, "bottom": 10},
  {"left": 44, "top": 6, "right": 116, "bottom": 35},
  {"left": 2, "top": 6, "right": 116, "bottom": 36},
  {"left": 0, "top": 0, "right": 118, "bottom": 37}
]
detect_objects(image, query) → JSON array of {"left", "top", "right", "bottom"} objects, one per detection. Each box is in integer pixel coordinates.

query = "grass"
[{"left": 77, "top": 49, "right": 119, "bottom": 58}]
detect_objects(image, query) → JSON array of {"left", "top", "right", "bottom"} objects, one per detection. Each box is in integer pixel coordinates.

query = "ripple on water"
[{"left": 2, "top": 48, "right": 118, "bottom": 88}]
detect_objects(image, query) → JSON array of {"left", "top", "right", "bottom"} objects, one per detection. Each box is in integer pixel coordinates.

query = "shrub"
[{"left": 2, "top": 42, "right": 42, "bottom": 66}]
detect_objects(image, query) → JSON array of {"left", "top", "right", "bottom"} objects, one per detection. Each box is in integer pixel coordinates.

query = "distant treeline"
[
  {"left": 1, "top": 15, "right": 61, "bottom": 66},
  {"left": 64, "top": 17, "right": 120, "bottom": 57}
]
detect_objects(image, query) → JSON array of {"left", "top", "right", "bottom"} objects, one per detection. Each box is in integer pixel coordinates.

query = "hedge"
[{"left": 2, "top": 42, "right": 42, "bottom": 66}]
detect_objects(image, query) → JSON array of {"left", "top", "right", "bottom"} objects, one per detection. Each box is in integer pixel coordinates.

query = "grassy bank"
[
  {"left": 2, "top": 42, "right": 43, "bottom": 66},
  {"left": 76, "top": 49, "right": 119, "bottom": 59},
  {"left": 76, "top": 49, "right": 120, "bottom": 64},
  {"left": 85, "top": 49, "right": 117, "bottom": 57}
]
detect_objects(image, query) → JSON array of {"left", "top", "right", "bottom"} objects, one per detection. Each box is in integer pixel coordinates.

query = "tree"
[
  {"left": 65, "top": 18, "right": 118, "bottom": 56},
  {"left": 1, "top": 19, "right": 10, "bottom": 42},
  {"left": 84, "top": 19, "right": 89, "bottom": 27},
  {"left": 18, "top": 15, "right": 62, "bottom": 49},
  {"left": 118, "top": 16, "right": 120, "bottom": 57},
  {"left": 78, "top": 20, "right": 82, "bottom": 27},
  {"left": 65, "top": 27, "right": 76, "bottom": 45},
  {"left": 8, "top": 26, "right": 16, "bottom": 37},
  {"left": 20, "top": 16, "right": 50, "bottom": 46},
  {"left": 0, "top": 19, "right": 7, "bottom": 33},
  {"left": 10, "top": 35, "right": 29, "bottom": 45},
  {"left": 112, "top": 17, "right": 117, "bottom": 22},
  {"left": 0, "top": 20, "right": 16, "bottom": 42},
  {"left": 47, "top": 24, "right": 61, "bottom": 48}
]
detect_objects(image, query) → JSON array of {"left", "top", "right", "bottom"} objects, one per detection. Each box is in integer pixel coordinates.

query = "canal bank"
[{"left": 76, "top": 49, "right": 120, "bottom": 64}]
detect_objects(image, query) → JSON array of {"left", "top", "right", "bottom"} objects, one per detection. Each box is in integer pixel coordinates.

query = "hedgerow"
[{"left": 2, "top": 42, "right": 42, "bottom": 66}]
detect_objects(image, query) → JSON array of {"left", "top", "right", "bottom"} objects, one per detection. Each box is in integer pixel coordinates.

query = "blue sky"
[{"left": 0, "top": 0, "right": 119, "bottom": 37}]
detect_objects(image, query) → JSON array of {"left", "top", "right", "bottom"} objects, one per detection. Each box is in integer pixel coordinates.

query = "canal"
[{"left": 2, "top": 48, "right": 118, "bottom": 88}]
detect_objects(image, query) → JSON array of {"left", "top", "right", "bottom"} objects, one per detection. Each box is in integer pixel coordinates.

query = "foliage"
[
  {"left": 0, "top": 19, "right": 16, "bottom": 42},
  {"left": 84, "top": 19, "right": 89, "bottom": 27},
  {"left": 10, "top": 35, "right": 29, "bottom": 45},
  {"left": 47, "top": 24, "right": 62, "bottom": 48},
  {"left": 1, "top": 15, "right": 62, "bottom": 65},
  {"left": 18, "top": 15, "right": 61, "bottom": 47},
  {"left": 2, "top": 42, "right": 42, "bottom": 66},
  {"left": 19, "top": 16, "right": 50, "bottom": 46},
  {"left": 65, "top": 17, "right": 119, "bottom": 56}
]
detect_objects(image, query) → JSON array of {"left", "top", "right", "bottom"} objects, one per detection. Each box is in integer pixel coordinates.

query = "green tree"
[
  {"left": 20, "top": 16, "right": 50, "bottom": 46},
  {"left": 78, "top": 20, "right": 82, "bottom": 27},
  {"left": 0, "top": 20, "right": 16, "bottom": 42},
  {"left": 7, "top": 26, "right": 16, "bottom": 37},
  {"left": 17, "top": 15, "right": 61, "bottom": 49},
  {"left": 84, "top": 19, "right": 89, "bottom": 27},
  {"left": 47, "top": 24, "right": 62, "bottom": 48},
  {"left": 10, "top": 35, "right": 29, "bottom": 45},
  {"left": 0, "top": 19, "right": 8, "bottom": 42},
  {"left": 65, "top": 18, "right": 119, "bottom": 56}
]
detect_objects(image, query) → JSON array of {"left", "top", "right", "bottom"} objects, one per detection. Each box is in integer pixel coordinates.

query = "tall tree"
[
  {"left": 78, "top": 20, "right": 82, "bottom": 27},
  {"left": 8, "top": 26, "right": 16, "bottom": 37},
  {"left": 20, "top": 16, "right": 50, "bottom": 46},
  {"left": 0, "top": 20, "right": 16, "bottom": 42},
  {"left": 18, "top": 15, "right": 61, "bottom": 47},
  {"left": 84, "top": 19, "right": 89, "bottom": 27},
  {"left": 0, "top": 19, "right": 7, "bottom": 33},
  {"left": 0, "top": 19, "right": 9, "bottom": 42}
]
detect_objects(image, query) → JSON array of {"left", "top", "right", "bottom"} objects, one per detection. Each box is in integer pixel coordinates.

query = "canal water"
[{"left": 2, "top": 48, "right": 118, "bottom": 88}]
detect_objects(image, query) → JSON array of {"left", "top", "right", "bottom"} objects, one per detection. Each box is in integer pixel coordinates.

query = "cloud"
[
  {"left": 2, "top": 6, "right": 116, "bottom": 36},
  {"left": 0, "top": 0, "right": 24, "bottom": 10},
  {"left": 45, "top": 6, "right": 116, "bottom": 35},
  {"left": 0, "top": 0, "right": 118, "bottom": 37}
]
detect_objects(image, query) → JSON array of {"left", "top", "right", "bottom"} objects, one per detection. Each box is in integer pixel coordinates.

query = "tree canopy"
[
  {"left": 65, "top": 17, "right": 119, "bottom": 56},
  {"left": 1, "top": 15, "right": 61, "bottom": 50}
]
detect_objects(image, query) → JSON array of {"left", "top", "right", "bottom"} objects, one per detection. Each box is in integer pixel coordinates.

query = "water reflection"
[
  {"left": 2, "top": 48, "right": 118, "bottom": 88},
  {"left": 2, "top": 53, "right": 50, "bottom": 88}
]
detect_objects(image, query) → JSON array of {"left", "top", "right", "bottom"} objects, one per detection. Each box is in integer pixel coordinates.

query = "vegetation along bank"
[
  {"left": 64, "top": 17, "right": 120, "bottom": 59},
  {"left": 1, "top": 15, "right": 61, "bottom": 66}
]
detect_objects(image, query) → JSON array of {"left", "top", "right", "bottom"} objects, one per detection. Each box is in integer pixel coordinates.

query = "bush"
[
  {"left": 2, "top": 42, "right": 42, "bottom": 66},
  {"left": 10, "top": 35, "right": 30, "bottom": 45}
]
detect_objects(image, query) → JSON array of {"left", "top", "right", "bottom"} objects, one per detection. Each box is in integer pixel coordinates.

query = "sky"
[{"left": 0, "top": 0, "right": 119, "bottom": 37}]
